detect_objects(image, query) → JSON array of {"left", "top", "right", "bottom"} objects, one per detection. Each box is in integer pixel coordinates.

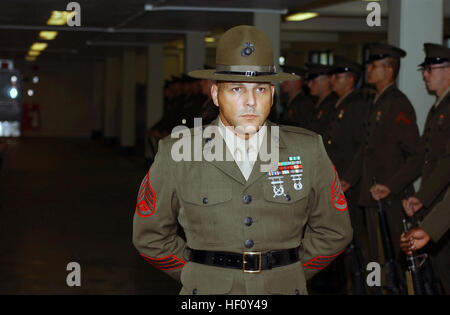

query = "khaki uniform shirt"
[{"left": 133, "top": 118, "right": 353, "bottom": 295}]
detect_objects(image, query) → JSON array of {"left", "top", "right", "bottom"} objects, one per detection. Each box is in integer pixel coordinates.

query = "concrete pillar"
[
  {"left": 254, "top": 12, "right": 281, "bottom": 71},
  {"left": 388, "top": 0, "right": 444, "bottom": 133},
  {"left": 254, "top": 12, "right": 281, "bottom": 119},
  {"left": 146, "top": 44, "right": 164, "bottom": 159},
  {"left": 185, "top": 32, "right": 206, "bottom": 73},
  {"left": 103, "top": 56, "right": 121, "bottom": 144},
  {"left": 120, "top": 48, "right": 136, "bottom": 153}
]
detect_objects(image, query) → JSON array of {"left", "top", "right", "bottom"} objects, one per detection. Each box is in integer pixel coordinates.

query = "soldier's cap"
[
  {"left": 330, "top": 55, "right": 363, "bottom": 76},
  {"left": 419, "top": 43, "right": 450, "bottom": 67},
  {"left": 305, "top": 62, "right": 333, "bottom": 81},
  {"left": 281, "top": 65, "right": 307, "bottom": 79},
  {"left": 366, "top": 43, "right": 406, "bottom": 64},
  {"left": 188, "top": 25, "right": 299, "bottom": 83}
]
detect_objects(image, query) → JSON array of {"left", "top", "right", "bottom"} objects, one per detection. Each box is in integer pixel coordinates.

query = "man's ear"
[
  {"left": 270, "top": 84, "right": 275, "bottom": 107},
  {"left": 211, "top": 83, "right": 219, "bottom": 108}
]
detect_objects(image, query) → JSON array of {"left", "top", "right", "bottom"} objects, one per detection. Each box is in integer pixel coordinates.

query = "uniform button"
[
  {"left": 244, "top": 217, "right": 253, "bottom": 226},
  {"left": 245, "top": 239, "right": 254, "bottom": 248},
  {"left": 285, "top": 194, "right": 291, "bottom": 201},
  {"left": 243, "top": 194, "right": 252, "bottom": 204},
  {"left": 328, "top": 140, "right": 332, "bottom": 145},
  {"left": 192, "top": 288, "right": 198, "bottom": 295},
  {"left": 295, "top": 289, "right": 300, "bottom": 295},
  {"left": 202, "top": 197, "right": 208, "bottom": 204}
]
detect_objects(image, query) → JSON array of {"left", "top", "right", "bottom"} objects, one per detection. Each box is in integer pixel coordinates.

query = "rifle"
[
  {"left": 372, "top": 176, "right": 404, "bottom": 294},
  {"left": 345, "top": 238, "right": 367, "bottom": 294},
  {"left": 402, "top": 218, "right": 428, "bottom": 295}
]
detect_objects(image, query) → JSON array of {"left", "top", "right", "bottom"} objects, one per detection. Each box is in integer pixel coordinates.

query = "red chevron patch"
[
  {"left": 302, "top": 250, "right": 345, "bottom": 270},
  {"left": 331, "top": 166, "right": 348, "bottom": 212},
  {"left": 140, "top": 253, "right": 185, "bottom": 271},
  {"left": 136, "top": 170, "right": 156, "bottom": 217},
  {"left": 394, "top": 112, "right": 411, "bottom": 125}
]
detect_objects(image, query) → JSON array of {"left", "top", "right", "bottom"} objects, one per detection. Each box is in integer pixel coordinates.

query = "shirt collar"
[
  {"left": 374, "top": 82, "right": 395, "bottom": 104},
  {"left": 218, "top": 116, "right": 266, "bottom": 160},
  {"left": 335, "top": 89, "right": 354, "bottom": 109},
  {"left": 435, "top": 86, "right": 450, "bottom": 108}
]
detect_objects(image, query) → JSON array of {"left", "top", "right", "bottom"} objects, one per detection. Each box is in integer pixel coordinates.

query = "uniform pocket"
[
  {"left": 263, "top": 174, "right": 309, "bottom": 204},
  {"left": 263, "top": 261, "right": 308, "bottom": 295},
  {"left": 179, "top": 262, "right": 234, "bottom": 295}
]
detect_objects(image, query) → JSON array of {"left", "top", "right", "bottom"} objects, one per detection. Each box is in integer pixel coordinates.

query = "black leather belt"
[{"left": 189, "top": 247, "right": 300, "bottom": 273}]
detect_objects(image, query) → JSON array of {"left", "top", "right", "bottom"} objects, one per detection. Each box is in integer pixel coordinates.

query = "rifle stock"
[{"left": 373, "top": 177, "right": 404, "bottom": 294}]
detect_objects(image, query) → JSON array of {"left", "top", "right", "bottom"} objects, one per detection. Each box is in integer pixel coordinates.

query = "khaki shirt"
[{"left": 133, "top": 118, "right": 352, "bottom": 295}]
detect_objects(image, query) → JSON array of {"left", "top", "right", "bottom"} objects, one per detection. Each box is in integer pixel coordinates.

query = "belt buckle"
[{"left": 243, "top": 251, "right": 262, "bottom": 273}]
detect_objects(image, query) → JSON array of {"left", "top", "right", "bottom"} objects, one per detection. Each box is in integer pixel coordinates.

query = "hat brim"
[{"left": 188, "top": 69, "right": 300, "bottom": 82}]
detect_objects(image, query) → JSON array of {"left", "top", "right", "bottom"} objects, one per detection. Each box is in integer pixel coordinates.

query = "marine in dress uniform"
[
  {"left": 132, "top": 25, "right": 353, "bottom": 295},
  {"left": 324, "top": 56, "right": 370, "bottom": 294},
  {"left": 306, "top": 63, "right": 339, "bottom": 137},
  {"left": 379, "top": 43, "right": 449, "bottom": 294},
  {"left": 278, "top": 66, "right": 315, "bottom": 129},
  {"left": 341, "top": 44, "right": 421, "bottom": 291}
]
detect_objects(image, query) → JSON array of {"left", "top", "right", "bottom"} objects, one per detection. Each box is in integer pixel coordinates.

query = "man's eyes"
[{"left": 230, "top": 87, "right": 267, "bottom": 93}]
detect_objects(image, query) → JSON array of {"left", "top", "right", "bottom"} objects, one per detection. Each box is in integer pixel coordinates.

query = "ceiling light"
[
  {"left": 30, "top": 42, "right": 48, "bottom": 51},
  {"left": 285, "top": 12, "right": 319, "bottom": 22},
  {"left": 46, "top": 11, "right": 76, "bottom": 26},
  {"left": 39, "top": 31, "right": 58, "bottom": 40},
  {"left": 28, "top": 50, "right": 41, "bottom": 57},
  {"left": 9, "top": 87, "right": 18, "bottom": 99},
  {"left": 205, "top": 37, "right": 215, "bottom": 43}
]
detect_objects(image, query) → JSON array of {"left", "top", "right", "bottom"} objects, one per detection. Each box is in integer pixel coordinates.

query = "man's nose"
[{"left": 245, "top": 90, "right": 257, "bottom": 107}]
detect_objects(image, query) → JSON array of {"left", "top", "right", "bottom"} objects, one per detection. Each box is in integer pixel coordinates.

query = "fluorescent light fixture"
[
  {"left": 28, "top": 50, "right": 41, "bottom": 57},
  {"left": 30, "top": 42, "right": 48, "bottom": 51},
  {"left": 205, "top": 37, "right": 215, "bottom": 43},
  {"left": 39, "top": 31, "right": 58, "bottom": 40},
  {"left": 285, "top": 12, "right": 319, "bottom": 22},
  {"left": 25, "top": 56, "right": 36, "bottom": 62},
  {"left": 46, "top": 11, "right": 76, "bottom": 26}
]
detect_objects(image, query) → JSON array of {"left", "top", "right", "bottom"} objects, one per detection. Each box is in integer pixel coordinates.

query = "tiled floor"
[{"left": 0, "top": 137, "right": 180, "bottom": 294}]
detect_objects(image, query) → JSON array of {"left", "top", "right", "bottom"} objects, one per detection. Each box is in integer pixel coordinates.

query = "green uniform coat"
[{"left": 133, "top": 118, "right": 353, "bottom": 295}]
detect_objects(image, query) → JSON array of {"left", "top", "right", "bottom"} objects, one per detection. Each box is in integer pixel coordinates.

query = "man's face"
[
  {"left": 331, "top": 73, "right": 353, "bottom": 95},
  {"left": 280, "top": 79, "right": 302, "bottom": 94},
  {"left": 307, "top": 75, "right": 330, "bottom": 97},
  {"left": 367, "top": 60, "right": 388, "bottom": 85},
  {"left": 422, "top": 63, "right": 450, "bottom": 93},
  {"left": 211, "top": 81, "right": 274, "bottom": 135}
]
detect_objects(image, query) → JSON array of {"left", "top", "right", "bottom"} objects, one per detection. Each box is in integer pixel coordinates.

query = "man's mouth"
[{"left": 241, "top": 114, "right": 258, "bottom": 119}]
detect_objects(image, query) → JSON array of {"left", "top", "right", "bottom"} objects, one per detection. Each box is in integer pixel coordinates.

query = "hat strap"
[{"left": 215, "top": 64, "right": 276, "bottom": 74}]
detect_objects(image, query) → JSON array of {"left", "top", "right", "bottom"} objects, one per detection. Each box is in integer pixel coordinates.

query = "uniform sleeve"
[
  {"left": 415, "top": 143, "right": 450, "bottom": 207},
  {"left": 132, "top": 139, "right": 189, "bottom": 282},
  {"left": 342, "top": 144, "right": 364, "bottom": 186},
  {"left": 300, "top": 135, "right": 353, "bottom": 280},
  {"left": 419, "top": 186, "right": 450, "bottom": 243},
  {"left": 385, "top": 135, "right": 425, "bottom": 194},
  {"left": 384, "top": 102, "right": 421, "bottom": 193}
]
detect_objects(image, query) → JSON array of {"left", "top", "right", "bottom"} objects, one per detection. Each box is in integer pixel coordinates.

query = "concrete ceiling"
[{"left": 0, "top": 0, "right": 448, "bottom": 61}]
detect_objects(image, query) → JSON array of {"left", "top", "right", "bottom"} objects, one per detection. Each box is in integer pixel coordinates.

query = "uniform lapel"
[{"left": 203, "top": 117, "right": 247, "bottom": 185}]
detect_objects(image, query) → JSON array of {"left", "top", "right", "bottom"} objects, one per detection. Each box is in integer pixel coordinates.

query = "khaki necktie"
[{"left": 235, "top": 144, "right": 254, "bottom": 181}]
